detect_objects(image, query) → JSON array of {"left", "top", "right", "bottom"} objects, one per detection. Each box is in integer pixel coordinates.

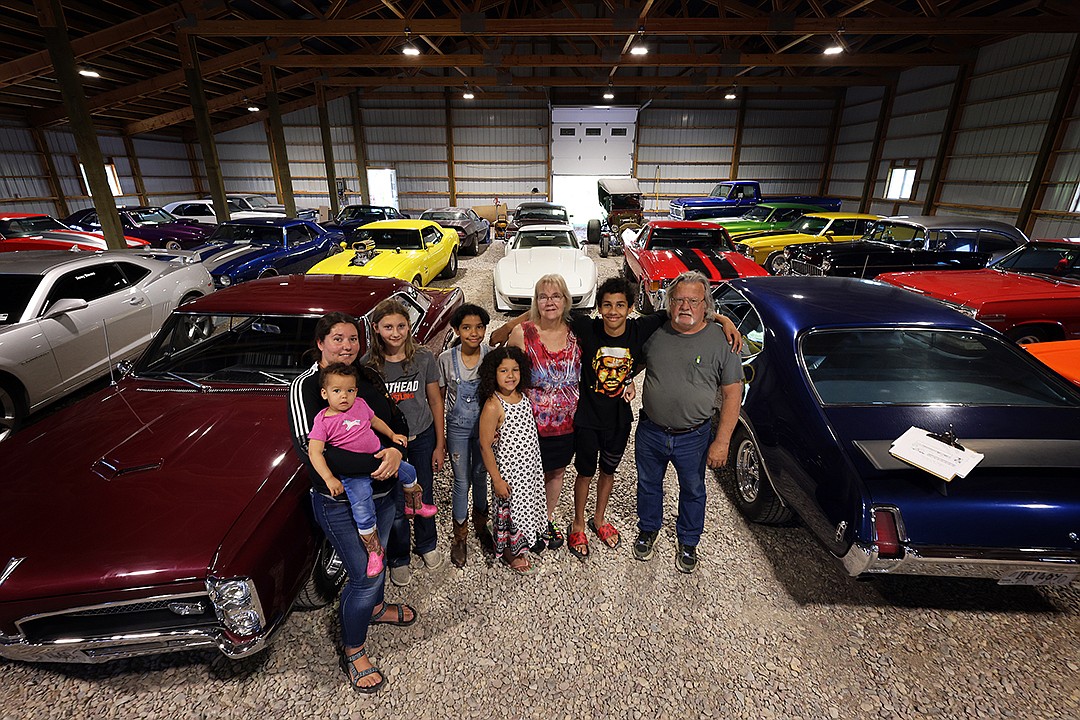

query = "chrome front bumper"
[
  {"left": 840, "top": 542, "right": 1080, "bottom": 583},
  {"left": 0, "top": 626, "right": 270, "bottom": 664}
]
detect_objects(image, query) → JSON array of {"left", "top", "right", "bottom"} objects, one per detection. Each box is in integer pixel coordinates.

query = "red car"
[
  {"left": 622, "top": 220, "right": 769, "bottom": 312},
  {"left": 0, "top": 212, "right": 147, "bottom": 251},
  {"left": 879, "top": 239, "right": 1080, "bottom": 345},
  {"left": 0, "top": 275, "right": 462, "bottom": 664}
]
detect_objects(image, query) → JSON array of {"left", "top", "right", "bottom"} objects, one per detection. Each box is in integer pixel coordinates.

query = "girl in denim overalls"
[{"left": 438, "top": 304, "right": 495, "bottom": 567}]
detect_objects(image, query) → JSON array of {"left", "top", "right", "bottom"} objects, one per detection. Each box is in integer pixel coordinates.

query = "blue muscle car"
[
  {"left": 717, "top": 276, "right": 1080, "bottom": 586},
  {"left": 195, "top": 218, "right": 344, "bottom": 288}
]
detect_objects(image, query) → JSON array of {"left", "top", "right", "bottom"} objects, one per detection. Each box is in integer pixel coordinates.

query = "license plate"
[{"left": 997, "top": 570, "right": 1077, "bottom": 586}]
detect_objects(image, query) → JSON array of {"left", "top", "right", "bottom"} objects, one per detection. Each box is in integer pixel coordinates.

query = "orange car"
[{"left": 1026, "top": 339, "right": 1080, "bottom": 386}]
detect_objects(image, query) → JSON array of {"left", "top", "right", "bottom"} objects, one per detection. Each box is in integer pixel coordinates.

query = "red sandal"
[
  {"left": 588, "top": 517, "right": 622, "bottom": 549},
  {"left": 567, "top": 524, "right": 589, "bottom": 561}
]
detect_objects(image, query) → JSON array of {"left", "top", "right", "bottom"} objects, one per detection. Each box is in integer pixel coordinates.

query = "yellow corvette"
[
  {"left": 731, "top": 212, "right": 880, "bottom": 274},
  {"left": 307, "top": 219, "right": 459, "bottom": 285}
]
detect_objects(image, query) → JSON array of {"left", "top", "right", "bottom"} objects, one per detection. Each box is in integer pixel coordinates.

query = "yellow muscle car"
[
  {"left": 307, "top": 219, "right": 459, "bottom": 285},
  {"left": 731, "top": 212, "right": 880, "bottom": 274}
]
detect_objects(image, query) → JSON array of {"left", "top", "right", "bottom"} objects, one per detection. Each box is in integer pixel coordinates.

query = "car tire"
[
  {"left": 622, "top": 259, "right": 634, "bottom": 280},
  {"left": 1005, "top": 326, "right": 1053, "bottom": 345},
  {"left": 0, "top": 377, "right": 27, "bottom": 444},
  {"left": 163, "top": 239, "right": 182, "bottom": 250},
  {"left": 439, "top": 249, "right": 458, "bottom": 279},
  {"left": 294, "top": 535, "right": 346, "bottom": 609},
  {"left": 764, "top": 252, "right": 787, "bottom": 275},
  {"left": 259, "top": 269, "right": 278, "bottom": 279},
  {"left": 465, "top": 232, "right": 478, "bottom": 256},
  {"left": 178, "top": 292, "right": 201, "bottom": 307},
  {"left": 726, "top": 427, "right": 792, "bottom": 525},
  {"left": 587, "top": 219, "right": 601, "bottom": 245},
  {"left": 413, "top": 275, "right": 423, "bottom": 287},
  {"left": 600, "top": 234, "right": 610, "bottom": 258}
]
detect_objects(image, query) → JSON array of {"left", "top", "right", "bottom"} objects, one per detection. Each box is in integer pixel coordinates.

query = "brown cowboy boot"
[
  {"left": 450, "top": 519, "right": 469, "bottom": 567},
  {"left": 472, "top": 507, "right": 495, "bottom": 553}
]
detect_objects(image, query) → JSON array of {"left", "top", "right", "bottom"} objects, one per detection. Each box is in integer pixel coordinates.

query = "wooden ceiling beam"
[
  {"left": 185, "top": 16, "right": 1080, "bottom": 37},
  {"left": 267, "top": 51, "right": 969, "bottom": 68},
  {"left": 321, "top": 73, "right": 883, "bottom": 88}
]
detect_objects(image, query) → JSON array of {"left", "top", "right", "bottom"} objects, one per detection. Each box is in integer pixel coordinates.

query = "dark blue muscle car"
[
  {"left": 716, "top": 276, "right": 1080, "bottom": 586},
  {"left": 195, "top": 218, "right": 344, "bottom": 288}
]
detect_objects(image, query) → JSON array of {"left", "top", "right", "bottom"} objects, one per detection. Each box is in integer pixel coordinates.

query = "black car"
[
  {"left": 782, "top": 215, "right": 1028, "bottom": 278},
  {"left": 325, "top": 205, "right": 409, "bottom": 238},
  {"left": 505, "top": 202, "right": 571, "bottom": 239}
]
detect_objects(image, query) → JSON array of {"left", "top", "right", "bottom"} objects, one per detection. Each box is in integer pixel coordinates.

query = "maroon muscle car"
[{"left": 0, "top": 275, "right": 462, "bottom": 664}]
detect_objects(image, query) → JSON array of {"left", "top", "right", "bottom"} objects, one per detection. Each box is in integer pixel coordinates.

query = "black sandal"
[
  {"left": 340, "top": 646, "right": 385, "bottom": 694},
  {"left": 370, "top": 602, "right": 417, "bottom": 627}
]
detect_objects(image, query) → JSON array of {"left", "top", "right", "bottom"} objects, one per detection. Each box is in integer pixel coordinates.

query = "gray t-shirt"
[
  {"left": 438, "top": 344, "right": 490, "bottom": 414},
  {"left": 641, "top": 322, "right": 744, "bottom": 429},
  {"left": 367, "top": 349, "right": 439, "bottom": 437}
]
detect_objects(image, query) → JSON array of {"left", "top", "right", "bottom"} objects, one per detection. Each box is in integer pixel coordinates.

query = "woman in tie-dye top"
[{"left": 507, "top": 273, "right": 581, "bottom": 552}]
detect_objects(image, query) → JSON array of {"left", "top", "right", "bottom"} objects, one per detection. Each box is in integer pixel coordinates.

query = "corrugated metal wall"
[
  {"left": 454, "top": 99, "right": 549, "bottom": 211},
  {"left": 1035, "top": 90, "right": 1080, "bottom": 238},
  {"left": 0, "top": 122, "right": 54, "bottom": 215},
  {"left": 827, "top": 86, "right": 882, "bottom": 211}
]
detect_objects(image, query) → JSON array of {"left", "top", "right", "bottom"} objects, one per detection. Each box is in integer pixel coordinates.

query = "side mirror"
[{"left": 44, "top": 297, "right": 89, "bottom": 318}]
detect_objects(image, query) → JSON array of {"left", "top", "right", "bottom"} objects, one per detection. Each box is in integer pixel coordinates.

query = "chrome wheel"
[
  {"left": 735, "top": 437, "right": 762, "bottom": 504},
  {"left": 164, "top": 239, "right": 181, "bottom": 250}
]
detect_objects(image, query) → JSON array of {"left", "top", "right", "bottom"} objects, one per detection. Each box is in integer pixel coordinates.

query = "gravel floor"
[{"left": 5, "top": 238, "right": 1079, "bottom": 719}]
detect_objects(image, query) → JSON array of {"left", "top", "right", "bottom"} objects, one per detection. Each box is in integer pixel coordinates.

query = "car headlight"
[
  {"left": 207, "top": 577, "right": 265, "bottom": 636},
  {"left": 216, "top": 275, "right": 231, "bottom": 287},
  {"left": 736, "top": 243, "right": 752, "bottom": 258}
]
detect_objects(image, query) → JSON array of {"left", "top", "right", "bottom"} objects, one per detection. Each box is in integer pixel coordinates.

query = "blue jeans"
[
  {"left": 635, "top": 416, "right": 711, "bottom": 546},
  {"left": 446, "top": 426, "right": 488, "bottom": 523},
  {"left": 388, "top": 422, "right": 437, "bottom": 565},
  {"left": 310, "top": 487, "right": 396, "bottom": 648},
  {"left": 343, "top": 461, "right": 417, "bottom": 533}
]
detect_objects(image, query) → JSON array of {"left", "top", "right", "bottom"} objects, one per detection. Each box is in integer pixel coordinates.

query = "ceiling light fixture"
[
  {"left": 725, "top": 86, "right": 737, "bottom": 100},
  {"left": 603, "top": 82, "right": 615, "bottom": 101},
  {"left": 78, "top": 68, "right": 100, "bottom": 78},
  {"left": 403, "top": 27, "right": 420, "bottom": 56},
  {"left": 247, "top": 105, "right": 260, "bottom": 112},
  {"left": 630, "top": 25, "right": 648, "bottom": 55},
  {"left": 823, "top": 45, "right": 844, "bottom": 55},
  {"left": 463, "top": 82, "right": 474, "bottom": 100}
]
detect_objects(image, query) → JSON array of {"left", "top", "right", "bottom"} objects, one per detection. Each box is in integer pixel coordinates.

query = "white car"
[
  {"left": 493, "top": 223, "right": 597, "bottom": 312},
  {"left": 162, "top": 199, "right": 284, "bottom": 224},
  {"left": 0, "top": 250, "right": 213, "bottom": 441},
  {"left": 227, "top": 193, "right": 318, "bottom": 221}
]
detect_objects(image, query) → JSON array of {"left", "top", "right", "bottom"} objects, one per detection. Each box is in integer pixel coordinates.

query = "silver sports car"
[{"left": 0, "top": 250, "right": 213, "bottom": 440}]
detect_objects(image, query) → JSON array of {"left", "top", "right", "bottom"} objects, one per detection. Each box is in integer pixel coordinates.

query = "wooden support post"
[
  {"left": 317, "top": 83, "right": 339, "bottom": 217},
  {"left": 924, "top": 64, "right": 971, "bottom": 215},
  {"left": 184, "top": 133, "right": 206, "bottom": 197},
  {"left": 444, "top": 92, "right": 457, "bottom": 205},
  {"left": 31, "top": 127, "right": 67, "bottom": 218},
  {"left": 34, "top": 0, "right": 124, "bottom": 248},
  {"left": 181, "top": 34, "right": 229, "bottom": 223},
  {"left": 730, "top": 94, "right": 747, "bottom": 179},
  {"left": 860, "top": 83, "right": 895, "bottom": 214},
  {"left": 122, "top": 134, "right": 148, "bottom": 206},
  {"left": 263, "top": 65, "right": 297, "bottom": 217},
  {"left": 1017, "top": 36, "right": 1080, "bottom": 235},
  {"left": 819, "top": 90, "right": 845, "bottom": 197},
  {"left": 350, "top": 90, "right": 370, "bottom": 203}
]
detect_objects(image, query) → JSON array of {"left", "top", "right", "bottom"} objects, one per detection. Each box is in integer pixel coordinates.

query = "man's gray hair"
[{"left": 665, "top": 270, "right": 715, "bottom": 320}]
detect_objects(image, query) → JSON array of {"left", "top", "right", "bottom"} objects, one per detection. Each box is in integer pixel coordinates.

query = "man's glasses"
[{"left": 671, "top": 296, "right": 704, "bottom": 307}]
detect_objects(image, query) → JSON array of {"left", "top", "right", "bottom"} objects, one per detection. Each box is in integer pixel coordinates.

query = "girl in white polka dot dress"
[{"left": 478, "top": 346, "right": 547, "bottom": 573}]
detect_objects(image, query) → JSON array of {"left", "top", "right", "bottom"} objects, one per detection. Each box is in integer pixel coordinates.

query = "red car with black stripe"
[
  {"left": 622, "top": 220, "right": 769, "bottom": 312},
  {"left": 0, "top": 212, "right": 147, "bottom": 252}
]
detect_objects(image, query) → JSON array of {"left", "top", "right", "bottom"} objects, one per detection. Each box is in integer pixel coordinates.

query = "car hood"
[
  {"left": 309, "top": 247, "right": 421, "bottom": 279},
  {"left": 638, "top": 248, "right": 766, "bottom": 282},
  {"left": 497, "top": 247, "right": 593, "bottom": 292},
  {"left": 670, "top": 197, "right": 725, "bottom": 207},
  {"left": 42, "top": 229, "right": 146, "bottom": 248},
  {"left": 0, "top": 384, "right": 295, "bottom": 600},
  {"left": 197, "top": 243, "right": 276, "bottom": 276},
  {"left": 825, "top": 405, "right": 1080, "bottom": 551},
  {"left": 880, "top": 269, "right": 1080, "bottom": 305}
]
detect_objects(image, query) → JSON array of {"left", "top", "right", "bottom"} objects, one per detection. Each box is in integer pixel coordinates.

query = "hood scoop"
[{"left": 92, "top": 456, "right": 164, "bottom": 480}]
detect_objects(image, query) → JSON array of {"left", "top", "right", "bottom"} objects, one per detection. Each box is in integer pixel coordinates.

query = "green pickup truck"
[{"left": 697, "top": 202, "right": 822, "bottom": 234}]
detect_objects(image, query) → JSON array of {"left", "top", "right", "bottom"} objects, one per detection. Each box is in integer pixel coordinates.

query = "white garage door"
[{"left": 551, "top": 106, "right": 638, "bottom": 176}]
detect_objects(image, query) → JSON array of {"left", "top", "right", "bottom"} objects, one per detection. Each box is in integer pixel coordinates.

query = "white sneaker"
[
  {"left": 420, "top": 549, "right": 444, "bottom": 569},
  {"left": 389, "top": 564, "right": 412, "bottom": 587}
]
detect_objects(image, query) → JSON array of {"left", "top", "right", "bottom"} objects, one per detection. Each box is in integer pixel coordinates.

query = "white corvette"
[{"left": 493, "top": 223, "right": 597, "bottom": 312}]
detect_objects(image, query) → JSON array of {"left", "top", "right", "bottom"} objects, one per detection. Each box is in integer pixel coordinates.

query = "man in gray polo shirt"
[{"left": 633, "top": 270, "right": 744, "bottom": 573}]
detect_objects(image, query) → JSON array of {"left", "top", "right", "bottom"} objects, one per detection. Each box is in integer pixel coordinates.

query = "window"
[
  {"left": 560, "top": 128, "right": 576, "bottom": 136},
  {"left": 714, "top": 284, "right": 764, "bottom": 360},
  {"left": 44, "top": 263, "right": 129, "bottom": 311},
  {"left": 585, "top": 128, "right": 601, "bottom": 136},
  {"left": 977, "top": 232, "right": 1021, "bottom": 260},
  {"left": 78, "top": 161, "right": 123, "bottom": 196},
  {"left": 611, "top": 128, "right": 627, "bottom": 137},
  {"left": 117, "top": 262, "right": 151, "bottom": 284},
  {"left": 885, "top": 167, "right": 917, "bottom": 200}
]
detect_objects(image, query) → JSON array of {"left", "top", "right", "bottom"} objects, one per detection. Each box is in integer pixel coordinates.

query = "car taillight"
[{"left": 874, "top": 509, "right": 902, "bottom": 558}]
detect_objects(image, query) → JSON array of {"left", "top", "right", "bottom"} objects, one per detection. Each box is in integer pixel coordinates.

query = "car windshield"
[
  {"left": 709, "top": 184, "right": 733, "bottom": 198},
  {"left": 516, "top": 207, "right": 568, "bottom": 223},
  {"left": 131, "top": 208, "right": 178, "bottom": 225},
  {"left": 354, "top": 228, "right": 423, "bottom": 250},
  {"left": 0, "top": 275, "right": 42, "bottom": 325},
  {"left": 0, "top": 216, "right": 67, "bottom": 236},
  {"left": 609, "top": 194, "right": 641, "bottom": 211},
  {"left": 864, "top": 222, "right": 924, "bottom": 248},
  {"left": 339, "top": 207, "right": 385, "bottom": 223},
  {"left": 991, "top": 242, "right": 1080, "bottom": 277},
  {"left": 515, "top": 231, "right": 576, "bottom": 249},
  {"left": 649, "top": 228, "right": 731, "bottom": 251},
  {"left": 788, "top": 217, "right": 830, "bottom": 235},
  {"left": 739, "top": 207, "right": 772, "bottom": 221},
  {"left": 246, "top": 196, "right": 272, "bottom": 209},
  {"left": 135, "top": 313, "right": 325, "bottom": 385},
  {"left": 802, "top": 329, "right": 1079, "bottom": 407},
  {"left": 422, "top": 211, "right": 466, "bottom": 222},
  {"left": 209, "top": 224, "right": 283, "bottom": 245}
]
